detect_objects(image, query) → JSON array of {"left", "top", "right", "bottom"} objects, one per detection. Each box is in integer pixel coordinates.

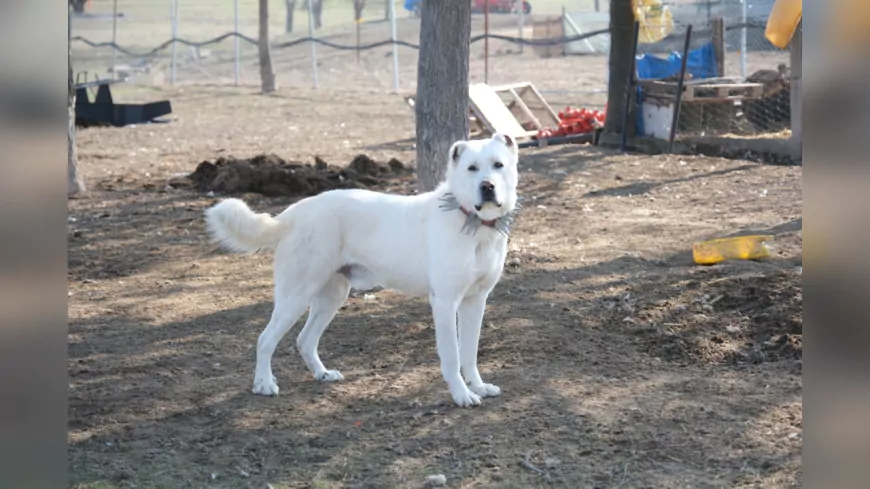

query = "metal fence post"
[
  {"left": 484, "top": 1, "right": 489, "bottom": 84},
  {"left": 740, "top": 0, "right": 748, "bottom": 79},
  {"left": 389, "top": 0, "right": 399, "bottom": 93},
  {"left": 112, "top": 0, "right": 118, "bottom": 76},
  {"left": 234, "top": 0, "right": 240, "bottom": 86},
  {"left": 517, "top": 0, "right": 525, "bottom": 54},
  {"left": 307, "top": 0, "right": 319, "bottom": 88},
  {"left": 171, "top": 0, "right": 179, "bottom": 85}
]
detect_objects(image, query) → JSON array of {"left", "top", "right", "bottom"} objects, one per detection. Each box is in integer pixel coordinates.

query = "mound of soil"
[
  {"left": 169, "top": 153, "right": 410, "bottom": 197},
  {"left": 618, "top": 267, "right": 802, "bottom": 365}
]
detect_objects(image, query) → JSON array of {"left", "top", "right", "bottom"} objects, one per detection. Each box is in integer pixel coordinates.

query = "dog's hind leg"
[
  {"left": 458, "top": 294, "right": 501, "bottom": 398},
  {"left": 252, "top": 293, "right": 310, "bottom": 396},
  {"left": 296, "top": 274, "right": 351, "bottom": 382},
  {"left": 253, "top": 251, "right": 330, "bottom": 396}
]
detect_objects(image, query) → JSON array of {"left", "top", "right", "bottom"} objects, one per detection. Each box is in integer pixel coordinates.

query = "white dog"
[{"left": 204, "top": 133, "right": 520, "bottom": 407}]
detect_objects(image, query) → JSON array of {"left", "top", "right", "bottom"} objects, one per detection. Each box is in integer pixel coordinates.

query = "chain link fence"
[
  {"left": 71, "top": 0, "right": 569, "bottom": 89},
  {"left": 71, "top": 1, "right": 795, "bottom": 152},
  {"left": 628, "top": 0, "right": 792, "bottom": 144},
  {"left": 71, "top": 0, "right": 414, "bottom": 88},
  {"left": 70, "top": 1, "right": 615, "bottom": 92}
]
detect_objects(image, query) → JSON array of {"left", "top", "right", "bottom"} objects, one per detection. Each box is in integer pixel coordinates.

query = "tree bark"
[
  {"left": 68, "top": 18, "right": 85, "bottom": 196},
  {"left": 312, "top": 0, "right": 324, "bottom": 29},
  {"left": 285, "top": 0, "right": 296, "bottom": 33},
  {"left": 259, "top": 0, "right": 277, "bottom": 93},
  {"left": 354, "top": 0, "right": 366, "bottom": 21},
  {"left": 603, "top": 0, "right": 636, "bottom": 138},
  {"left": 415, "top": 0, "right": 471, "bottom": 192}
]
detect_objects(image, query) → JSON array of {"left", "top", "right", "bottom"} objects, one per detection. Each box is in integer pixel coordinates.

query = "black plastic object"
[
  {"left": 668, "top": 25, "right": 693, "bottom": 154},
  {"left": 518, "top": 130, "right": 600, "bottom": 149},
  {"left": 74, "top": 78, "right": 172, "bottom": 127}
]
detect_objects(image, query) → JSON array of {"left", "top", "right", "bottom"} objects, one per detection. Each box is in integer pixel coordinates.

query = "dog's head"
[{"left": 446, "top": 133, "right": 519, "bottom": 222}]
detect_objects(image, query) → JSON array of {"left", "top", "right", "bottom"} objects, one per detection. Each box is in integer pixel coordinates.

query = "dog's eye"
[
  {"left": 494, "top": 161, "right": 504, "bottom": 169},
  {"left": 467, "top": 165, "right": 478, "bottom": 172}
]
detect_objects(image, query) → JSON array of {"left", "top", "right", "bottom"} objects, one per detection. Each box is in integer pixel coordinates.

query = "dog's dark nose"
[{"left": 479, "top": 180, "right": 497, "bottom": 203}]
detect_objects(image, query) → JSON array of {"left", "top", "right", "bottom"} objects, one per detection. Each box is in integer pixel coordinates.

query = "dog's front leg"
[
  {"left": 430, "top": 294, "right": 482, "bottom": 407},
  {"left": 458, "top": 294, "right": 501, "bottom": 398}
]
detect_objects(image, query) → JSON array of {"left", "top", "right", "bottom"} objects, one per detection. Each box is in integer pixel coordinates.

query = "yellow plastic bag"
[
  {"left": 692, "top": 235, "right": 774, "bottom": 265},
  {"left": 633, "top": 0, "right": 675, "bottom": 44},
  {"left": 765, "top": 0, "right": 802, "bottom": 49}
]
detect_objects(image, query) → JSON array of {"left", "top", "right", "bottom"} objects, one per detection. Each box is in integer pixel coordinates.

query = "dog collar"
[
  {"left": 437, "top": 192, "right": 522, "bottom": 237},
  {"left": 459, "top": 206, "right": 497, "bottom": 227}
]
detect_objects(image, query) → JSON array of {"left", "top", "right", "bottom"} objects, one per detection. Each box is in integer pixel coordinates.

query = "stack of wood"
[{"left": 744, "top": 64, "right": 791, "bottom": 132}]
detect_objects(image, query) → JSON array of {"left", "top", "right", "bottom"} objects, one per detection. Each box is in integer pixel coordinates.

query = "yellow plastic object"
[
  {"left": 692, "top": 235, "right": 774, "bottom": 265},
  {"left": 765, "top": 0, "right": 802, "bottom": 49},
  {"left": 633, "top": 0, "right": 675, "bottom": 44}
]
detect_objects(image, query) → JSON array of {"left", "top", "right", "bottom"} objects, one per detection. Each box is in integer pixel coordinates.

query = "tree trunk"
[
  {"left": 354, "top": 0, "right": 365, "bottom": 21},
  {"left": 285, "top": 0, "right": 296, "bottom": 33},
  {"left": 259, "top": 0, "right": 277, "bottom": 93},
  {"left": 603, "top": 0, "right": 636, "bottom": 138},
  {"left": 312, "top": 0, "right": 324, "bottom": 29},
  {"left": 415, "top": 0, "right": 471, "bottom": 192}
]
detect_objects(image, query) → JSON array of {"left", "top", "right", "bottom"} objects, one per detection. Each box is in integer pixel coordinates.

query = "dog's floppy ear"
[
  {"left": 492, "top": 132, "right": 518, "bottom": 157},
  {"left": 449, "top": 140, "right": 468, "bottom": 165}
]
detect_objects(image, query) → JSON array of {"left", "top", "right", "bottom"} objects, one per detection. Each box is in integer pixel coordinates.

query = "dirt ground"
[{"left": 68, "top": 83, "right": 802, "bottom": 489}]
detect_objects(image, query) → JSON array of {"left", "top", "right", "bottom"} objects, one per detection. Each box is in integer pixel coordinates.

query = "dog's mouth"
[{"left": 474, "top": 202, "right": 502, "bottom": 211}]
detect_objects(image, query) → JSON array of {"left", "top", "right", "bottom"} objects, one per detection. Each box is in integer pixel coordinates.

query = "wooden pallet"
[
  {"left": 405, "top": 82, "right": 560, "bottom": 141},
  {"left": 638, "top": 78, "right": 765, "bottom": 102},
  {"left": 469, "top": 83, "right": 539, "bottom": 140},
  {"left": 683, "top": 83, "right": 764, "bottom": 101},
  {"left": 474, "top": 82, "right": 561, "bottom": 139}
]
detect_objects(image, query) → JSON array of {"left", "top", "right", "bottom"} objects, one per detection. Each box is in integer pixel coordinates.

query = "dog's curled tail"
[{"left": 205, "top": 198, "right": 289, "bottom": 253}]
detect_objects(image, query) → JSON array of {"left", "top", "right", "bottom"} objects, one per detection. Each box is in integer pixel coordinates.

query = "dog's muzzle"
[{"left": 476, "top": 180, "right": 501, "bottom": 210}]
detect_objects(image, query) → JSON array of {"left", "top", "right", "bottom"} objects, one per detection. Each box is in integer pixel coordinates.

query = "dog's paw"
[
  {"left": 315, "top": 370, "right": 344, "bottom": 382},
  {"left": 469, "top": 382, "right": 501, "bottom": 398},
  {"left": 252, "top": 375, "right": 279, "bottom": 396},
  {"left": 451, "top": 388, "right": 483, "bottom": 408}
]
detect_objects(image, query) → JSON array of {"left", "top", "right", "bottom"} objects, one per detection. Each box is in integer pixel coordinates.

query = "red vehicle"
[{"left": 472, "top": 0, "right": 532, "bottom": 15}]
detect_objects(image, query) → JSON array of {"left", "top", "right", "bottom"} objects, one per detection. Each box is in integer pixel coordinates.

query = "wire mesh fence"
[
  {"left": 71, "top": 1, "right": 606, "bottom": 89},
  {"left": 628, "top": 0, "right": 792, "bottom": 142},
  {"left": 70, "top": 0, "right": 795, "bottom": 147},
  {"left": 71, "top": 0, "right": 419, "bottom": 88}
]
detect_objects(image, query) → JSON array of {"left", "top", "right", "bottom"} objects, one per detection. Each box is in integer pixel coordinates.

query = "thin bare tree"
[
  {"left": 299, "top": 0, "right": 324, "bottom": 29},
  {"left": 259, "top": 0, "right": 277, "bottom": 93},
  {"left": 312, "top": 0, "right": 324, "bottom": 29},
  {"left": 354, "top": 0, "right": 366, "bottom": 21},
  {"left": 285, "top": 0, "right": 297, "bottom": 33},
  {"left": 414, "top": 0, "right": 471, "bottom": 192}
]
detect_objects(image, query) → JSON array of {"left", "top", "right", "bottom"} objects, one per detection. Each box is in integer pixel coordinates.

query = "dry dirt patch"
[{"left": 69, "top": 86, "right": 801, "bottom": 489}]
